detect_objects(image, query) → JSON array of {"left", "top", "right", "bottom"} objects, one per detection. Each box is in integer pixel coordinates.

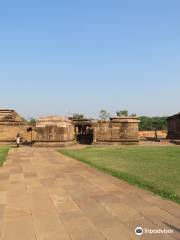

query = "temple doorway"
[{"left": 73, "top": 119, "right": 94, "bottom": 144}]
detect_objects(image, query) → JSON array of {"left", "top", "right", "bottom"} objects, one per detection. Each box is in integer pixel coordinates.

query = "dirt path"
[{"left": 0, "top": 147, "right": 179, "bottom": 240}]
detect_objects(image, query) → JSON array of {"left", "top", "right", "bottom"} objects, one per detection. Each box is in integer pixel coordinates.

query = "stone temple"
[
  {"left": 0, "top": 109, "right": 24, "bottom": 126},
  {"left": 0, "top": 109, "right": 29, "bottom": 143},
  {"left": 94, "top": 117, "right": 140, "bottom": 144},
  {"left": 35, "top": 116, "right": 75, "bottom": 147},
  {"left": 0, "top": 109, "right": 141, "bottom": 146},
  {"left": 167, "top": 113, "right": 180, "bottom": 139}
]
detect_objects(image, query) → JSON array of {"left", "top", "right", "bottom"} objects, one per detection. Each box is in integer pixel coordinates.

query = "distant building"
[
  {"left": 0, "top": 109, "right": 25, "bottom": 126},
  {"left": 0, "top": 109, "right": 140, "bottom": 146},
  {"left": 167, "top": 113, "right": 180, "bottom": 139},
  {"left": 0, "top": 109, "right": 34, "bottom": 143},
  {"left": 35, "top": 116, "right": 75, "bottom": 147},
  {"left": 94, "top": 117, "right": 140, "bottom": 144},
  {"left": 71, "top": 116, "right": 140, "bottom": 145}
]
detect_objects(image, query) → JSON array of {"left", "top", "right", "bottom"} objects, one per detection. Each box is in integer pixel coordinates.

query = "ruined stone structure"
[
  {"left": 35, "top": 116, "right": 75, "bottom": 147},
  {"left": 93, "top": 117, "right": 140, "bottom": 144},
  {"left": 0, "top": 109, "right": 25, "bottom": 126},
  {"left": 167, "top": 113, "right": 180, "bottom": 139},
  {"left": 0, "top": 109, "right": 140, "bottom": 146},
  {"left": 71, "top": 116, "right": 140, "bottom": 144},
  {"left": 0, "top": 109, "right": 33, "bottom": 143},
  {"left": 72, "top": 118, "right": 94, "bottom": 144}
]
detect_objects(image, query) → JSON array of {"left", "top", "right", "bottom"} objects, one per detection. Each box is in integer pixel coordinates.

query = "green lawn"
[
  {"left": 60, "top": 146, "right": 180, "bottom": 204},
  {"left": 0, "top": 147, "right": 10, "bottom": 166}
]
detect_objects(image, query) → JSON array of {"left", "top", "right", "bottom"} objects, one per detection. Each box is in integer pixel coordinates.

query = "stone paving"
[{"left": 0, "top": 147, "right": 179, "bottom": 240}]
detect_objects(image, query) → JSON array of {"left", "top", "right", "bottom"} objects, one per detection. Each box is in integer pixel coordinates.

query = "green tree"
[
  {"left": 116, "top": 110, "right": 128, "bottom": 117},
  {"left": 99, "top": 110, "right": 110, "bottom": 120},
  {"left": 139, "top": 116, "right": 167, "bottom": 131},
  {"left": 130, "top": 113, "right": 137, "bottom": 117},
  {"left": 27, "top": 118, "right": 36, "bottom": 126},
  {"left": 73, "top": 113, "right": 84, "bottom": 119}
]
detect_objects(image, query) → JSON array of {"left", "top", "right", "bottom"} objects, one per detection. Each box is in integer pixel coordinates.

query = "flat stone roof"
[
  {"left": 36, "top": 115, "right": 73, "bottom": 127},
  {"left": 167, "top": 113, "right": 180, "bottom": 120}
]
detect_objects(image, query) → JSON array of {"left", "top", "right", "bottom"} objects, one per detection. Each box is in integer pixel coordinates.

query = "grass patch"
[
  {"left": 0, "top": 147, "right": 10, "bottom": 166},
  {"left": 60, "top": 146, "right": 180, "bottom": 204}
]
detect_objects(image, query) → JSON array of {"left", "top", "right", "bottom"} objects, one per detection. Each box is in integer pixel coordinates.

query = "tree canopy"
[
  {"left": 27, "top": 118, "right": 36, "bottom": 126},
  {"left": 116, "top": 110, "right": 128, "bottom": 117},
  {"left": 139, "top": 116, "right": 167, "bottom": 131},
  {"left": 73, "top": 113, "right": 84, "bottom": 119},
  {"left": 99, "top": 109, "right": 167, "bottom": 130},
  {"left": 99, "top": 110, "right": 110, "bottom": 120}
]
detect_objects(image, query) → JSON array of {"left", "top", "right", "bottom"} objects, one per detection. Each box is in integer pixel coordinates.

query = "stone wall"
[
  {"left": 0, "top": 109, "right": 35, "bottom": 144},
  {"left": 167, "top": 113, "right": 180, "bottom": 139},
  {"left": 0, "top": 125, "right": 35, "bottom": 143},
  {"left": 35, "top": 116, "right": 75, "bottom": 146},
  {"left": 139, "top": 130, "right": 167, "bottom": 139},
  {"left": 94, "top": 117, "right": 140, "bottom": 144}
]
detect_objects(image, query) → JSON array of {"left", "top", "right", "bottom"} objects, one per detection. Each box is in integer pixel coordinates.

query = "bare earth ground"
[{"left": 0, "top": 147, "right": 179, "bottom": 240}]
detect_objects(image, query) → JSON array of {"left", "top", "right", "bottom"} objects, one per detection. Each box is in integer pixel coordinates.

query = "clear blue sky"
[{"left": 0, "top": 0, "right": 179, "bottom": 119}]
